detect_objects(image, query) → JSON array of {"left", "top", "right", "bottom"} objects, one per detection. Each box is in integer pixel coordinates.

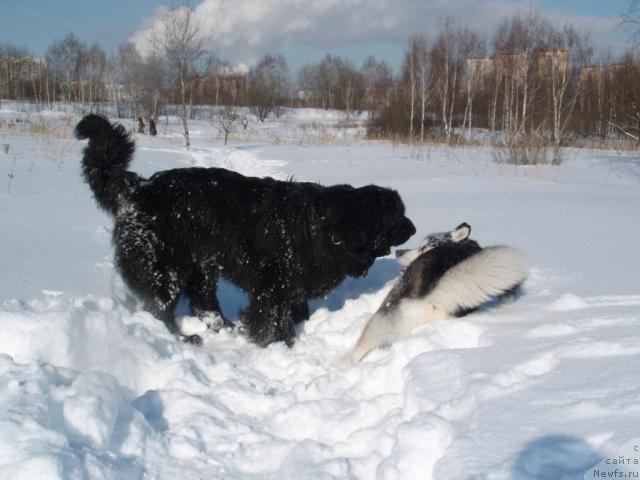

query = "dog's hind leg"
[
  {"left": 144, "top": 293, "right": 203, "bottom": 345},
  {"left": 115, "top": 241, "right": 200, "bottom": 344}
]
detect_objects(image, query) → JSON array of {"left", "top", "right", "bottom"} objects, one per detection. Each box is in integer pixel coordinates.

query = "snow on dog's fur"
[
  {"left": 75, "top": 114, "right": 415, "bottom": 347},
  {"left": 341, "top": 223, "right": 528, "bottom": 364}
]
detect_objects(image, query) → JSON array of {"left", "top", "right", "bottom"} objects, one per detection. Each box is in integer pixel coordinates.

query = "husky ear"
[{"left": 451, "top": 223, "right": 471, "bottom": 243}]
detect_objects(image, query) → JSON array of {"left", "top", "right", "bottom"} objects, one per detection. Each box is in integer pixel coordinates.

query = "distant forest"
[{"left": 3, "top": 6, "right": 640, "bottom": 147}]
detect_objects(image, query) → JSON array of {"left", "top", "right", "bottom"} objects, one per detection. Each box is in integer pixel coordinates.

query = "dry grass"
[
  {"left": 208, "top": 119, "right": 365, "bottom": 146},
  {"left": 0, "top": 117, "right": 74, "bottom": 139},
  {"left": 370, "top": 129, "right": 485, "bottom": 148},
  {"left": 0, "top": 117, "right": 77, "bottom": 161},
  {"left": 492, "top": 133, "right": 563, "bottom": 166}
]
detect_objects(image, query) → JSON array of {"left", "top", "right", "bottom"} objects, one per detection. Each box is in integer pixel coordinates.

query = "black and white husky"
[{"left": 340, "top": 223, "right": 528, "bottom": 364}]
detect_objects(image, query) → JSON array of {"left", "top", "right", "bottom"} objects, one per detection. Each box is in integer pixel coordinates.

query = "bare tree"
[
  {"left": 492, "top": 13, "right": 548, "bottom": 135},
  {"left": 140, "top": 53, "right": 165, "bottom": 120},
  {"left": 160, "top": 5, "right": 210, "bottom": 148},
  {"left": 461, "top": 36, "right": 485, "bottom": 138},
  {"left": 46, "top": 33, "right": 84, "bottom": 104},
  {"left": 415, "top": 36, "right": 432, "bottom": 142},
  {"left": 316, "top": 55, "right": 341, "bottom": 109},
  {"left": 247, "top": 54, "right": 288, "bottom": 121},
  {"left": 297, "top": 55, "right": 341, "bottom": 110},
  {"left": 542, "top": 26, "right": 589, "bottom": 151},
  {"left": 115, "top": 42, "right": 143, "bottom": 117},
  {"left": 621, "top": 1, "right": 640, "bottom": 46},
  {"left": 337, "top": 60, "right": 365, "bottom": 119},
  {"left": 83, "top": 43, "right": 107, "bottom": 107},
  {"left": 431, "top": 17, "right": 471, "bottom": 143},
  {"left": 401, "top": 40, "right": 418, "bottom": 139},
  {"left": 361, "top": 55, "right": 393, "bottom": 110},
  {"left": 215, "top": 105, "right": 245, "bottom": 145},
  {"left": 296, "top": 55, "right": 364, "bottom": 113},
  {"left": 297, "top": 64, "right": 319, "bottom": 107},
  {"left": 606, "top": 53, "right": 640, "bottom": 139}
]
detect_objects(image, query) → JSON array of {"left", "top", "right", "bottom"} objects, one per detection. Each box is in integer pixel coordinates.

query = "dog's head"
[
  {"left": 319, "top": 185, "right": 416, "bottom": 277},
  {"left": 396, "top": 222, "right": 471, "bottom": 267}
]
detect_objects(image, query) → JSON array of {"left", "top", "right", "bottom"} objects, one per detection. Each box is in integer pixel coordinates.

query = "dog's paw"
[{"left": 181, "top": 334, "right": 202, "bottom": 346}]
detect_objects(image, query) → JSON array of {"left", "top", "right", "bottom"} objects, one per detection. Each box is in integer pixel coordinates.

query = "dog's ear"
[{"left": 451, "top": 223, "right": 471, "bottom": 243}]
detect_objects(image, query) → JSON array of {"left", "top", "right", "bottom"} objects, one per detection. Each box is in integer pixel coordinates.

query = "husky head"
[{"left": 395, "top": 222, "right": 471, "bottom": 267}]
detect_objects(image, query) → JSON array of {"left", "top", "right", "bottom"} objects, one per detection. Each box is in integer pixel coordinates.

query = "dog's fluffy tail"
[
  {"left": 75, "top": 114, "right": 137, "bottom": 214},
  {"left": 427, "top": 246, "right": 528, "bottom": 315}
]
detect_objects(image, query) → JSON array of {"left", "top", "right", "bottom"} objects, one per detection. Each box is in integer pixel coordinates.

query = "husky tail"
[
  {"left": 427, "top": 246, "right": 527, "bottom": 315},
  {"left": 340, "top": 246, "right": 527, "bottom": 365},
  {"left": 75, "top": 114, "right": 138, "bottom": 215}
]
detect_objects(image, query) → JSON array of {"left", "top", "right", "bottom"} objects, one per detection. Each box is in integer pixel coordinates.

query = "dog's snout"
[
  {"left": 404, "top": 217, "right": 416, "bottom": 236},
  {"left": 395, "top": 217, "right": 416, "bottom": 243}
]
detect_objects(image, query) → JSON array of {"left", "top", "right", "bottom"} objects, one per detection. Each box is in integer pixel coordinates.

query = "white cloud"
[{"left": 130, "top": 0, "right": 625, "bottom": 68}]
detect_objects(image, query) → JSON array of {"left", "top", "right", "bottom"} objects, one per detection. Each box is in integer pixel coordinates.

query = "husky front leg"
[
  {"left": 341, "top": 312, "right": 397, "bottom": 365},
  {"left": 342, "top": 300, "right": 447, "bottom": 365}
]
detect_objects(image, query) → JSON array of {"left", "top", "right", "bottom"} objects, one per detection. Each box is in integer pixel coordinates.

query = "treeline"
[
  {"left": 2, "top": 10, "right": 640, "bottom": 144},
  {"left": 370, "top": 14, "right": 640, "bottom": 145},
  {"left": 0, "top": 35, "right": 390, "bottom": 121}
]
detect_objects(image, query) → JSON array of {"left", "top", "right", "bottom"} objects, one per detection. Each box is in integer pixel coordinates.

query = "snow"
[{"left": 1, "top": 104, "right": 640, "bottom": 479}]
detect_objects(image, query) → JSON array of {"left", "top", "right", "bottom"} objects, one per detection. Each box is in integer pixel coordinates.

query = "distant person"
[
  {"left": 137, "top": 117, "right": 145, "bottom": 134},
  {"left": 149, "top": 117, "right": 157, "bottom": 136}
]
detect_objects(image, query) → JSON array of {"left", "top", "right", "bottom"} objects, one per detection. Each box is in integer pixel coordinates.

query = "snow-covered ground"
[{"left": 1, "top": 104, "right": 640, "bottom": 479}]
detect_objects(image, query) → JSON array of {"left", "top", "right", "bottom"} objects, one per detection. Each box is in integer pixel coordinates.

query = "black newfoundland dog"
[{"left": 76, "top": 114, "right": 415, "bottom": 346}]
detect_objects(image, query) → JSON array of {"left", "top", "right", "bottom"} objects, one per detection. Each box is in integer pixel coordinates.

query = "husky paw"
[{"left": 333, "top": 353, "right": 355, "bottom": 369}]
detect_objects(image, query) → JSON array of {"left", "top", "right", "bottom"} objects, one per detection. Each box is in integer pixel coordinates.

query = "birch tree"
[
  {"left": 431, "top": 17, "right": 470, "bottom": 143},
  {"left": 401, "top": 39, "right": 419, "bottom": 139},
  {"left": 160, "top": 5, "right": 210, "bottom": 148}
]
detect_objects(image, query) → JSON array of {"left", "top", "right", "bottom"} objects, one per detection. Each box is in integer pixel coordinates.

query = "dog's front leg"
[
  {"left": 244, "top": 292, "right": 297, "bottom": 348},
  {"left": 291, "top": 301, "right": 309, "bottom": 324}
]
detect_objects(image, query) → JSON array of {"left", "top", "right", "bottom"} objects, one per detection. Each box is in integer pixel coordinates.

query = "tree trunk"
[{"left": 180, "top": 62, "right": 190, "bottom": 149}]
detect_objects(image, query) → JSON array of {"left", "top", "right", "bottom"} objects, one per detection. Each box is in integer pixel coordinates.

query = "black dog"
[{"left": 75, "top": 115, "right": 415, "bottom": 346}]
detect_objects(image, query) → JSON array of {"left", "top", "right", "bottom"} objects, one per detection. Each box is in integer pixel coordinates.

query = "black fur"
[
  {"left": 76, "top": 114, "right": 416, "bottom": 346},
  {"left": 75, "top": 114, "right": 138, "bottom": 215}
]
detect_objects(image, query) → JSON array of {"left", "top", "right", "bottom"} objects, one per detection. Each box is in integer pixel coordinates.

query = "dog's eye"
[{"left": 331, "top": 234, "right": 344, "bottom": 246}]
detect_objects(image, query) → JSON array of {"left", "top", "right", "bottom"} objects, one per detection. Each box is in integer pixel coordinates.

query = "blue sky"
[{"left": 0, "top": 0, "right": 632, "bottom": 73}]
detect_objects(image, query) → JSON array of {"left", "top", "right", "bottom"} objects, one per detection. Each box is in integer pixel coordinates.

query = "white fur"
[
  {"left": 427, "top": 246, "right": 528, "bottom": 313},
  {"left": 340, "top": 246, "right": 527, "bottom": 365},
  {"left": 397, "top": 247, "right": 423, "bottom": 266},
  {"left": 450, "top": 224, "right": 470, "bottom": 243}
]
